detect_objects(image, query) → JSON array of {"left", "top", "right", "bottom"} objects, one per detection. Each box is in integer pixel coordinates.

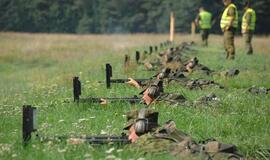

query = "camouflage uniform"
[
  {"left": 193, "top": 63, "right": 214, "bottom": 75},
  {"left": 155, "top": 93, "right": 187, "bottom": 105},
  {"left": 248, "top": 87, "right": 270, "bottom": 94},
  {"left": 125, "top": 109, "right": 243, "bottom": 159},
  {"left": 159, "top": 68, "right": 222, "bottom": 89},
  {"left": 154, "top": 92, "right": 219, "bottom": 107}
]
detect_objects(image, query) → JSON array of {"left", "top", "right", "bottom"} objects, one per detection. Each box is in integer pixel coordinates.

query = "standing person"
[
  {"left": 195, "top": 7, "right": 213, "bottom": 46},
  {"left": 220, "top": 0, "right": 238, "bottom": 60},
  {"left": 241, "top": 2, "right": 256, "bottom": 55}
]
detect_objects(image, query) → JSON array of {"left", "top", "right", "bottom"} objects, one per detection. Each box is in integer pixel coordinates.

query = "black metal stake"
[
  {"left": 73, "top": 77, "right": 81, "bottom": 102},
  {"left": 23, "top": 105, "right": 37, "bottom": 145},
  {"left": 135, "top": 51, "right": 140, "bottom": 64}
]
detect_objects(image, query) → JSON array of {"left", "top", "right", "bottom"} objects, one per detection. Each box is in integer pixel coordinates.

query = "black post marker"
[
  {"left": 154, "top": 46, "right": 158, "bottom": 52},
  {"left": 106, "top": 63, "right": 112, "bottom": 88},
  {"left": 160, "top": 43, "right": 163, "bottom": 49},
  {"left": 149, "top": 46, "right": 153, "bottom": 54},
  {"left": 135, "top": 51, "right": 140, "bottom": 64},
  {"left": 144, "top": 50, "right": 148, "bottom": 55},
  {"left": 124, "top": 54, "right": 130, "bottom": 65},
  {"left": 23, "top": 105, "right": 37, "bottom": 145},
  {"left": 73, "top": 77, "right": 81, "bottom": 102}
]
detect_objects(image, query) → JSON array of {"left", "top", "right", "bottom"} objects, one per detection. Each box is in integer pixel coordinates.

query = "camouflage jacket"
[
  {"left": 153, "top": 93, "right": 219, "bottom": 107},
  {"left": 167, "top": 78, "right": 224, "bottom": 90},
  {"left": 155, "top": 93, "right": 187, "bottom": 106},
  {"left": 184, "top": 79, "right": 224, "bottom": 89},
  {"left": 140, "top": 78, "right": 157, "bottom": 87},
  {"left": 192, "top": 63, "right": 214, "bottom": 75},
  {"left": 128, "top": 120, "right": 243, "bottom": 160},
  {"left": 248, "top": 87, "right": 270, "bottom": 94}
]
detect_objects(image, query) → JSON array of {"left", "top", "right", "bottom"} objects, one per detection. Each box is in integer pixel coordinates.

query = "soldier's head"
[
  {"left": 124, "top": 108, "right": 159, "bottom": 142},
  {"left": 157, "top": 68, "right": 171, "bottom": 79},
  {"left": 243, "top": 1, "right": 250, "bottom": 10},
  {"left": 186, "top": 57, "right": 198, "bottom": 71},
  {"left": 140, "top": 80, "right": 162, "bottom": 105},
  {"left": 199, "top": 7, "right": 205, "bottom": 12},
  {"left": 142, "top": 85, "right": 160, "bottom": 105},
  {"left": 223, "top": 0, "right": 232, "bottom": 6}
]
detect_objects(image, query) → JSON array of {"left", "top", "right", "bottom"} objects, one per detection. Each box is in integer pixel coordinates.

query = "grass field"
[{"left": 0, "top": 32, "right": 269, "bottom": 160}]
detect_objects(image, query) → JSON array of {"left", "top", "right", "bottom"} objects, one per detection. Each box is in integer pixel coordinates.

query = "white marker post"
[{"left": 191, "top": 21, "right": 196, "bottom": 36}]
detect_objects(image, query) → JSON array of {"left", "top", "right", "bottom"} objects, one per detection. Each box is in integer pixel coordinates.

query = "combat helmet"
[
  {"left": 123, "top": 108, "right": 159, "bottom": 135},
  {"left": 139, "top": 80, "right": 163, "bottom": 99}
]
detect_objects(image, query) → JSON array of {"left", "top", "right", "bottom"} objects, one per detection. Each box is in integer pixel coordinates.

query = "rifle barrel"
[
  {"left": 79, "top": 96, "right": 141, "bottom": 104},
  {"left": 110, "top": 79, "right": 149, "bottom": 84},
  {"left": 36, "top": 134, "right": 130, "bottom": 144}
]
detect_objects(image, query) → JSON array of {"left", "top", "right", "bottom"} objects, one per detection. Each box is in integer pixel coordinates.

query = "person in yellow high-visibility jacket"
[
  {"left": 220, "top": 0, "right": 238, "bottom": 60},
  {"left": 242, "top": 2, "right": 256, "bottom": 55},
  {"left": 195, "top": 7, "right": 213, "bottom": 46}
]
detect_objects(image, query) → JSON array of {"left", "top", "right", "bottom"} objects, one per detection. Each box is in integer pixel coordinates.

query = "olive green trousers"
[
  {"left": 201, "top": 29, "right": 210, "bottom": 46},
  {"left": 223, "top": 30, "right": 235, "bottom": 60},
  {"left": 243, "top": 32, "right": 253, "bottom": 54}
]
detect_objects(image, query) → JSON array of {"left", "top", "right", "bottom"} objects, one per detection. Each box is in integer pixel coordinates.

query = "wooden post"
[
  {"left": 169, "top": 12, "right": 175, "bottom": 42},
  {"left": 135, "top": 51, "right": 140, "bottom": 64},
  {"left": 124, "top": 54, "right": 130, "bottom": 71},
  {"left": 149, "top": 46, "right": 153, "bottom": 54},
  {"left": 73, "top": 77, "right": 81, "bottom": 102},
  {"left": 191, "top": 21, "right": 196, "bottom": 36},
  {"left": 106, "top": 64, "right": 112, "bottom": 88}
]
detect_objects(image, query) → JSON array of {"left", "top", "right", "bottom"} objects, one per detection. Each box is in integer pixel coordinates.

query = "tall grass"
[{"left": 0, "top": 32, "right": 269, "bottom": 159}]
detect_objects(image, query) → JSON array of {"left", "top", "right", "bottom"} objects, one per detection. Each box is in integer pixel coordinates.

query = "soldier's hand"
[
  {"left": 100, "top": 98, "right": 108, "bottom": 105},
  {"left": 225, "top": 25, "right": 232, "bottom": 31},
  {"left": 144, "top": 62, "right": 153, "bottom": 70},
  {"left": 126, "top": 78, "right": 141, "bottom": 89},
  {"left": 185, "top": 63, "right": 193, "bottom": 73},
  {"left": 67, "top": 138, "right": 85, "bottom": 144}
]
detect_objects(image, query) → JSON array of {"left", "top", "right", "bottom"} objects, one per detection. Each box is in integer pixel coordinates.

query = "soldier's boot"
[
  {"left": 227, "top": 47, "right": 235, "bottom": 60},
  {"left": 244, "top": 33, "right": 253, "bottom": 55},
  {"left": 246, "top": 44, "right": 253, "bottom": 55},
  {"left": 226, "top": 50, "right": 230, "bottom": 59}
]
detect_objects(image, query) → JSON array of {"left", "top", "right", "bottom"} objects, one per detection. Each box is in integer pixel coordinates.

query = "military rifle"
[
  {"left": 185, "top": 79, "right": 224, "bottom": 90},
  {"left": 22, "top": 105, "right": 130, "bottom": 146},
  {"left": 73, "top": 76, "right": 141, "bottom": 104},
  {"left": 105, "top": 63, "right": 151, "bottom": 88}
]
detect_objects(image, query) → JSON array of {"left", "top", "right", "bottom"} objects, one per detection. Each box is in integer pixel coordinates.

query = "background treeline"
[{"left": 0, "top": 0, "right": 269, "bottom": 34}]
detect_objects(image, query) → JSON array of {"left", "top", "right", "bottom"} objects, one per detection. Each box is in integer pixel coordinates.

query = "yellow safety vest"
[
  {"left": 241, "top": 8, "right": 256, "bottom": 31},
  {"left": 199, "top": 11, "right": 212, "bottom": 29},
  {"left": 220, "top": 3, "right": 238, "bottom": 30}
]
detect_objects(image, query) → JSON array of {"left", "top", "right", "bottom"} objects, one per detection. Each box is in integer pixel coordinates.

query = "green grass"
[{"left": 0, "top": 33, "right": 269, "bottom": 159}]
